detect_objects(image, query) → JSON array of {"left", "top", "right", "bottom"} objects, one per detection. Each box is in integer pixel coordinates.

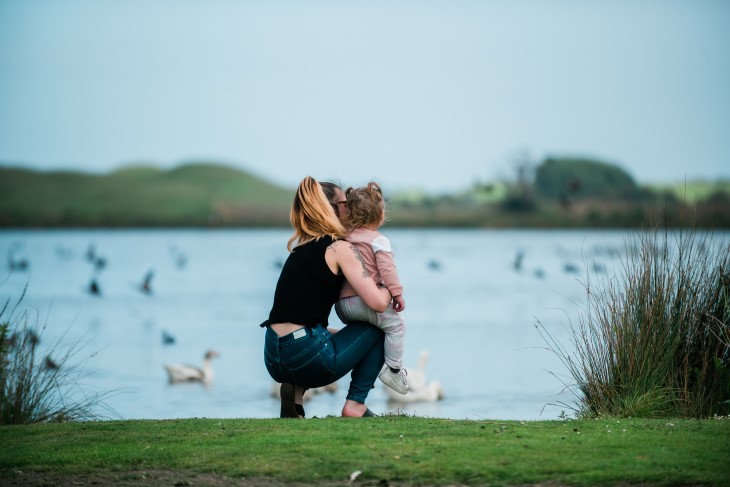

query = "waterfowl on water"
[
  {"left": 169, "top": 246, "right": 187, "bottom": 269},
  {"left": 161, "top": 330, "right": 176, "bottom": 345},
  {"left": 387, "top": 379, "right": 445, "bottom": 404},
  {"left": 139, "top": 270, "right": 154, "bottom": 295},
  {"left": 164, "top": 349, "right": 220, "bottom": 384},
  {"left": 8, "top": 254, "right": 29, "bottom": 271},
  {"left": 513, "top": 250, "right": 525, "bottom": 272},
  {"left": 94, "top": 257, "right": 107, "bottom": 271},
  {"left": 384, "top": 351, "right": 445, "bottom": 404},
  {"left": 86, "top": 244, "right": 96, "bottom": 262},
  {"left": 88, "top": 278, "right": 101, "bottom": 296}
]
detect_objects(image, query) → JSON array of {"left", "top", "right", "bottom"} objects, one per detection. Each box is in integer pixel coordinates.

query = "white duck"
[
  {"left": 164, "top": 349, "right": 220, "bottom": 384},
  {"left": 385, "top": 351, "right": 445, "bottom": 403}
]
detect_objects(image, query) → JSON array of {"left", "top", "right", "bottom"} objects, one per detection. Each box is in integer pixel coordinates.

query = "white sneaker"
[{"left": 378, "top": 366, "right": 409, "bottom": 395}]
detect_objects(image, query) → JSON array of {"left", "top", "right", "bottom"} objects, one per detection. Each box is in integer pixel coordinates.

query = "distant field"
[
  {"left": 644, "top": 179, "right": 730, "bottom": 203},
  {"left": 0, "top": 163, "right": 294, "bottom": 227},
  {"left": 2, "top": 164, "right": 729, "bottom": 228}
]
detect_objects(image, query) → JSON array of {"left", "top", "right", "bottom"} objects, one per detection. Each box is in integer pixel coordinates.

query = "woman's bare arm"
[{"left": 326, "top": 240, "right": 391, "bottom": 312}]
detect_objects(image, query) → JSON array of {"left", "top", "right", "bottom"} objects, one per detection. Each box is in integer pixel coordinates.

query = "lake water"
[{"left": 3, "top": 228, "right": 713, "bottom": 421}]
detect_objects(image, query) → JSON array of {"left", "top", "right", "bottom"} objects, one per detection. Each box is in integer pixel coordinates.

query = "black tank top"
[{"left": 260, "top": 236, "right": 344, "bottom": 328}]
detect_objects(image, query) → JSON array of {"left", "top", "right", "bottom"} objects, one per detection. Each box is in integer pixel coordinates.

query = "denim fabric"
[
  {"left": 264, "top": 322, "right": 384, "bottom": 404},
  {"left": 336, "top": 295, "right": 406, "bottom": 369}
]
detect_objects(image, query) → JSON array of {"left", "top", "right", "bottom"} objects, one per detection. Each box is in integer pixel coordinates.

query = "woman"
[
  {"left": 320, "top": 181, "right": 348, "bottom": 220},
  {"left": 261, "top": 177, "right": 392, "bottom": 418}
]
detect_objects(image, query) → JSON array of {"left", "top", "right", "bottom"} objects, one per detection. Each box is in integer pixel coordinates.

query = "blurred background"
[
  {"left": 1, "top": 1, "right": 729, "bottom": 421},
  {"left": 1, "top": 0, "right": 728, "bottom": 193}
]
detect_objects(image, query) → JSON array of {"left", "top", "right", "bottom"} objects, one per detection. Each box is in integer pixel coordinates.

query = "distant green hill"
[
  {"left": 535, "top": 157, "right": 641, "bottom": 200},
  {"left": 2, "top": 161, "right": 729, "bottom": 228},
  {"left": 0, "top": 163, "right": 294, "bottom": 227}
]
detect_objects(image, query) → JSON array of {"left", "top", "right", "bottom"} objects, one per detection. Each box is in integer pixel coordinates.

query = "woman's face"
[{"left": 333, "top": 188, "right": 348, "bottom": 220}]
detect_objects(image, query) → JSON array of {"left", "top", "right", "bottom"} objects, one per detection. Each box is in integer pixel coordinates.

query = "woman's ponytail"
[{"left": 288, "top": 177, "right": 346, "bottom": 251}]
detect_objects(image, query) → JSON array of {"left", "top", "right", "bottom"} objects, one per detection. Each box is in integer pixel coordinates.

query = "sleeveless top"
[{"left": 260, "top": 235, "right": 344, "bottom": 328}]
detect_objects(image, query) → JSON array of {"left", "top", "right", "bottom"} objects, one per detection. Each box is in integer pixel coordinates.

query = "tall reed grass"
[
  {"left": 539, "top": 227, "right": 730, "bottom": 418},
  {"left": 0, "top": 287, "right": 115, "bottom": 424}
]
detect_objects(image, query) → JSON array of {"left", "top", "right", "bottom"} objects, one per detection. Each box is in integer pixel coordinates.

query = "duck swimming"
[
  {"left": 384, "top": 351, "right": 445, "bottom": 404},
  {"left": 164, "top": 349, "right": 220, "bottom": 384}
]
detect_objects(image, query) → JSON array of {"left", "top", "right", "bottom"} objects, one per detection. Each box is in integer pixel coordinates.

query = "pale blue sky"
[{"left": 1, "top": 0, "right": 728, "bottom": 192}]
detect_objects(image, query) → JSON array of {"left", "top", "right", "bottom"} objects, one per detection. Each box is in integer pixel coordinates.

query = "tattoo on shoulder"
[{"left": 349, "top": 244, "right": 370, "bottom": 278}]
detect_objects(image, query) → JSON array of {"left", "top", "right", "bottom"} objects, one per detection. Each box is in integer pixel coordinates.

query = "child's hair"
[
  {"left": 344, "top": 182, "right": 385, "bottom": 230},
  {"left": 288, "top": 176, "right": 346, "bottom": 251}
]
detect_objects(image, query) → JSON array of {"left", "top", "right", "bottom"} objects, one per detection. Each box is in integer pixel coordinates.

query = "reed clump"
[
  {"left": 0, "top": 287, "right": 113, "bottom": 424},
  {"left": 540, "top": 227, "right": 730, "bottom": 418}
]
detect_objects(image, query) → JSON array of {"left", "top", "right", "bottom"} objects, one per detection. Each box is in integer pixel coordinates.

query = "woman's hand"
[{"left": 327, "top": 240, "right": 391, "bottom": 312}]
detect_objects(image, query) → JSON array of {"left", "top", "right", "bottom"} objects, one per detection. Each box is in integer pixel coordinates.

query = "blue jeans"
[{"left": 264, "top": 322, "right": 385, "bottom": 404}]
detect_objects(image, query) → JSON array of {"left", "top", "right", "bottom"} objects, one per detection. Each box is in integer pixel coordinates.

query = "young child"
[{"left": 335, "top": 182, "right": 409, "bottom": 394}]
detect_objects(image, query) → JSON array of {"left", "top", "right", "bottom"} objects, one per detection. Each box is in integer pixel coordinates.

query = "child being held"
[{"left": 335, "top": 182, "right": 409, "bottom": 394}]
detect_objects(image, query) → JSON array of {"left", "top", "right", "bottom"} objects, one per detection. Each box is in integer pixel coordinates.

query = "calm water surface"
[{"left": 3, "top": 228, "right": 706, "bottom": 420}]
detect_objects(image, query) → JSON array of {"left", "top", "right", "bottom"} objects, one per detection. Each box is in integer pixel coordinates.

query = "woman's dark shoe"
[
  {"left": 342, "top": 401, "right": 378, "bottom": 418},
  {"left": 362, "top": 408, "right": 378, "bottom": 417},
  {"left": 280, "top": 383, "right": 300, "bottom": 418}
]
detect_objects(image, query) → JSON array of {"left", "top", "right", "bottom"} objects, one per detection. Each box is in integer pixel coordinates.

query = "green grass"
[
  {"left": 644, "top": 179, "right": 730, "bottom": 204},
  {"left": 1, "top": 417, "right": 729, "bottom": 485},
  {"left": 1, "top": 288, "right": 115, "bottom": 425},
  {"left": 538, "top": 227, "right": 730, "bottom": 419}
]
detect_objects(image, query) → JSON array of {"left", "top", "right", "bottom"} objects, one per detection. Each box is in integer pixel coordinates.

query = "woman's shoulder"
[
  {"left": 327, "top": 238, "right": 350, "bottom": 251},
  {"left": 327, "top": 239, "right": 363, "bottom": 260}
]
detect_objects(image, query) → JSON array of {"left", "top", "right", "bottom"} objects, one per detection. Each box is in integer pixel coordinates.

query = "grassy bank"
[
  {"left": 538, "top": 227, "right": 730, "bottom": 420},
  {"left": 2, "top": 417, "right": 729, "bottom": 486},
  {"left": 0, "top": 164, "right": 294, "bottom": 227},
  {"left": 3, "top": 164, "right": 730, "bottom": 228}
]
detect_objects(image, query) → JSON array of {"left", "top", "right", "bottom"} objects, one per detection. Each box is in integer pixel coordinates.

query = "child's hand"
[{"left": 392, "top": 295, "right": 405, "bottom": 312}]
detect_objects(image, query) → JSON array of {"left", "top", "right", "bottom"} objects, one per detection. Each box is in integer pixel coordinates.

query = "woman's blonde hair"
[
  {"left": 287, "top": 176, "right": 346, "bottom": 251},
  {"left": 344, "top": 182, "right": 385, "bottom": 231}
]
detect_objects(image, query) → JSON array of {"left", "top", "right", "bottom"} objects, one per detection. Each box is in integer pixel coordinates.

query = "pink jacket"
[{"left": 339, "top": 227, "right": 403, "bottom": 299}]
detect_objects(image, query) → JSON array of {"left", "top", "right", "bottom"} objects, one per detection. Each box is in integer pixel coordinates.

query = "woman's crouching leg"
[{"left": 330, "top": 321, "right": 385, "bottom": 403}]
